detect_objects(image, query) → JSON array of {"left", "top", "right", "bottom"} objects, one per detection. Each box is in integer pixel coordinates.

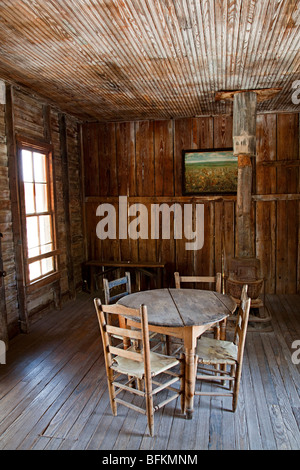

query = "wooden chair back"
[
  {"left": 233, "top": 284, "right": 251, "bottom": 364},
  {"left": 174, "top": 271, "right": 222, "bottom": 293},
  {"left": 194, "top": 284, "right": 251, "bottom": 411},
  {"left": 94, "top": 298, "right": 184, "bottom": 436},
  {"left": 94, "top": 298, "right": 151, "bottom": 376},
  {"left": 103, "top": 271, "right": 131, "bottom": 304}
]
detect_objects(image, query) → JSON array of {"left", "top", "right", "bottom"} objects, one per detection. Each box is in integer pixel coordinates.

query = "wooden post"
[
  {"left": 58, "top": 113, "right": 76, "bottom": 299},
  {"left": 5, "top": 85, "right": 29, "bottom": 333},
  {"left": 0, "top": 233, "right": 8, "bottom": 347},
  {"left": 233, "top": 91, "right": 257, "bottom": 258}
]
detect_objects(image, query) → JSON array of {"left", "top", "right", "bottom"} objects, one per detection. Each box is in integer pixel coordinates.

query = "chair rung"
[
  {"left": 196, "top": 374, "right": 234, "bottom": 381},
  {"left": 112, "top": 377, "right": 135, "bottom": 396},
  {"left": 153, "top": 392, "right": 180, "bottom": 411},
  {"left": 194, "top": 391, "right": 233, "bottom": 397},
  {"left": 152, "top": 377, "right": 180, "bottom": 395},
  {"left": 163, "top": 370, "right": 181, "bottom": 378},
  {"left": 112, "top": 381, "right": 145, "bottom": 397},
  {"left": 115, "top": 397, "right": 146, "bottom": 414},
  {"left": 196, "top": 366, "right": 232, "bottom": 376}
]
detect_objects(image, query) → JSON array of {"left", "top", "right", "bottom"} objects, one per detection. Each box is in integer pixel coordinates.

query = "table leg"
[
  {"left": 183, "top": 326, "right": 199, "bottom": 419},
  {"left": 184, "top": 347, "right": 196, "bottom": 419}
]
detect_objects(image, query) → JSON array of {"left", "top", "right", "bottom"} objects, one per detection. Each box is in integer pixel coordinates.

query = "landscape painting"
[{"left": 183, "top": 148, "right": 238, "bottom": 194}]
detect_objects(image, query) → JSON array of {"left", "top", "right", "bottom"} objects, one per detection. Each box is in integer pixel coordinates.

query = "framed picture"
[{"left": 182, "top": 148, "right": 238, "bottom": 195}]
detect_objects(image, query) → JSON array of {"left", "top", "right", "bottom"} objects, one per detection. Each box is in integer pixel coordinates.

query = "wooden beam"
[
  {"left": 233, "top": 91, "right": 257, "bottom": 156},
  {"left": 58, "top": 113, "right": 75, "bottom": 299},
  {"left": 233, "top": 92, "right": 257, "bottom": 258},
  {"left": 5, "top": 85, "right": 29, "bottom": 333},
  {"left": 253, "top": 194, "right": 300, "bottom": 201},
  {"left": 215, "top": 87, "right": 282, "bottom": 103},
  {"left": 258, "top": 159, "right": 300, "bottom": 167},
  {"left": 0, "top": 233, "right": 8, "bottom": 346}
]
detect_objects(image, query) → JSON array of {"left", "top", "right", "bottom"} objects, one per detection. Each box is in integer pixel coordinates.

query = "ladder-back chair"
[
  {"left": 104, "top": 272, "right": 164, "bottom": 351},
  {"left": 174, "top": 272, "right": 225, "bottom": 339},
  {"left": 103, "top": 271, "right": 131, "bottom": 304},
  {"left": 194, "top": 284, "right": 250, "bottom": 411},
  {"left": 103, "top": 272, "right": 131, "bottom": 330},
  {"left": 94, "top": 299, "right": 185, "bottom": 437}
]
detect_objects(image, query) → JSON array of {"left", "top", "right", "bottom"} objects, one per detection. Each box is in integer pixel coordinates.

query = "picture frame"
[{"left": 182, "top": 148, "right": 237, "bottom": 195}]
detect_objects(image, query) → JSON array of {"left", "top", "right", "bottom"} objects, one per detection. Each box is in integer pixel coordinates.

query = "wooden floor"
[{"left": 0, "top": 291, "right": 300, "bottom": 450}]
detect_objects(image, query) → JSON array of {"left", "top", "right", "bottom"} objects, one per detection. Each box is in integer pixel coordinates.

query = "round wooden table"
[{"left": 118, "top": 288, "right": 236, "bottom": 419}]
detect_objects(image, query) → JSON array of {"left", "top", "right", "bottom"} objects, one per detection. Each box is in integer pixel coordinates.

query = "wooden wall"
[
  {"left": 0, "top": 83, "right": 84, "bottom": 339},
  {"left": 0, "top": 98, "right": 17, "bottom": 341},
  {"left": 82, "top": 113, "right": 300, "bottom": 294}
]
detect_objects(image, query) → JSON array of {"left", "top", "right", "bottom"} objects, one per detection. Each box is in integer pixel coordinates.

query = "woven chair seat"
[
  {"left": 196, "top": 336, "right": 238, "bottom": 365},
  {"left": 112, "top": 349, "right": 179, "bottom": 379}
]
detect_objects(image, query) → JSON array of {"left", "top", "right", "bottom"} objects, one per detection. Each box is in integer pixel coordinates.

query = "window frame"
[{"left": 17, "top": 137, "right": 59, "bottom": 287}]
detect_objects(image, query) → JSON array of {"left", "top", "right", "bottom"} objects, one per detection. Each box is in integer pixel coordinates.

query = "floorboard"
[{"left": 0, "top": 291, "right": 299, "bottom": 450}]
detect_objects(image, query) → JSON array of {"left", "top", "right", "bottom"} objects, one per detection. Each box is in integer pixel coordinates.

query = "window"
[{"left": 18, "top": 140, "right": 58, "bottom": 285}]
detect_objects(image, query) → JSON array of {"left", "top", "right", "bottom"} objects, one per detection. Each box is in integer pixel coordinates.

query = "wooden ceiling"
[{"left": 0, "top": 0, "right": 299, "bottom": 122}]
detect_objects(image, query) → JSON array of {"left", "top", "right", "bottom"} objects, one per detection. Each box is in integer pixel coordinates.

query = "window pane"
[
  {"left": 21, "top": 144, "right": 56, "bottom": 284},
  {"left": 35, "top": 183, "right": 48, "bottom": 213},
  {"left": 21, "top": 150, "right": 33, "bottom": 182},
  {"left": 41, "top": 242, "right": 53, "bottom": 254},
  {"left": 28, "top": 246, "right": 40, "bottom": 258},
  {"left": 29, "top": 261, "right": 41, "bottom": 281},
  {"left": 41, "top": 256, "right": 54, "bottom": 275},
  {"left": 24, "top": 183, "right": 35, "bottom": 214},
  {"left": 33, "top": 152, "right": 47, "bottom": 183},
  {"left": 39, "top": 215, "right": 52, "bottom": 245},
  {"left": 26, "top": 216, "right": 39, "bottom": 249}
]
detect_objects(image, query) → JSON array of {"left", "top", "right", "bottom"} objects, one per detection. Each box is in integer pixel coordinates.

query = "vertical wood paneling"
[
  {"left": 277, "top": 113, "right": 299, "bottom": 194},
  {"left": 174, "top": 118, "right": 194, "bottom": 279},
  {"left": 174, "top": 118, "right": 192, "bottom": 196},
  {"left": 83, "top": 112, "right": 300, "bottom": 294},
  {"left": 116, "top": 121, "right": 136, "bottom": 196},
  {"left": 135, "top": 121, "right": 154, "bottom": 197},
  {"left": 256, "top": 113, "right": 277, "bottom": 292},
  {"left": 222, "top": 201, "right": 236, "bottom": 279},
  {"left": 116, "top": 122, "right": 136, "bottom": 262},
  {"left": 154, "top": 120, "right": 175, "bottom": 285},
  {"left": 154, "top": 120, "right": 174, "bottom": 196},
  {"left": 256, "top": 114, "right": 277, "bottom": 194},
  {"left": 213, "top": 115, "right": 233, "bottom": 148},
  {"left": 276, "top": 202, "right": 298, "bottom": 295},
  {"left": 256, "top": 200, "right": 276, "bottom": 293},
  {"left": 191, "top": 116, "right": 214, "bottom": 149},
  {"left": 197, "top": 201, "right": 214, "bottom": 281},
  {"left": 99, "top": 123, "right": 118, "bottom": 197},
  {"left": 192, "top": 117, "right": 215, "bottom": 281},
  {"left": 82, "top": 123, "right": 100, "bottom": 197},
  {"left": 276, "top": 114, "right": 299, "bottom": 293}
]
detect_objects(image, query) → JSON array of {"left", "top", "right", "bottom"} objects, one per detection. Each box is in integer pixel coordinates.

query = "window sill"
[{"left": 26, "top": 271, "right": 61, "bottom": 293}]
